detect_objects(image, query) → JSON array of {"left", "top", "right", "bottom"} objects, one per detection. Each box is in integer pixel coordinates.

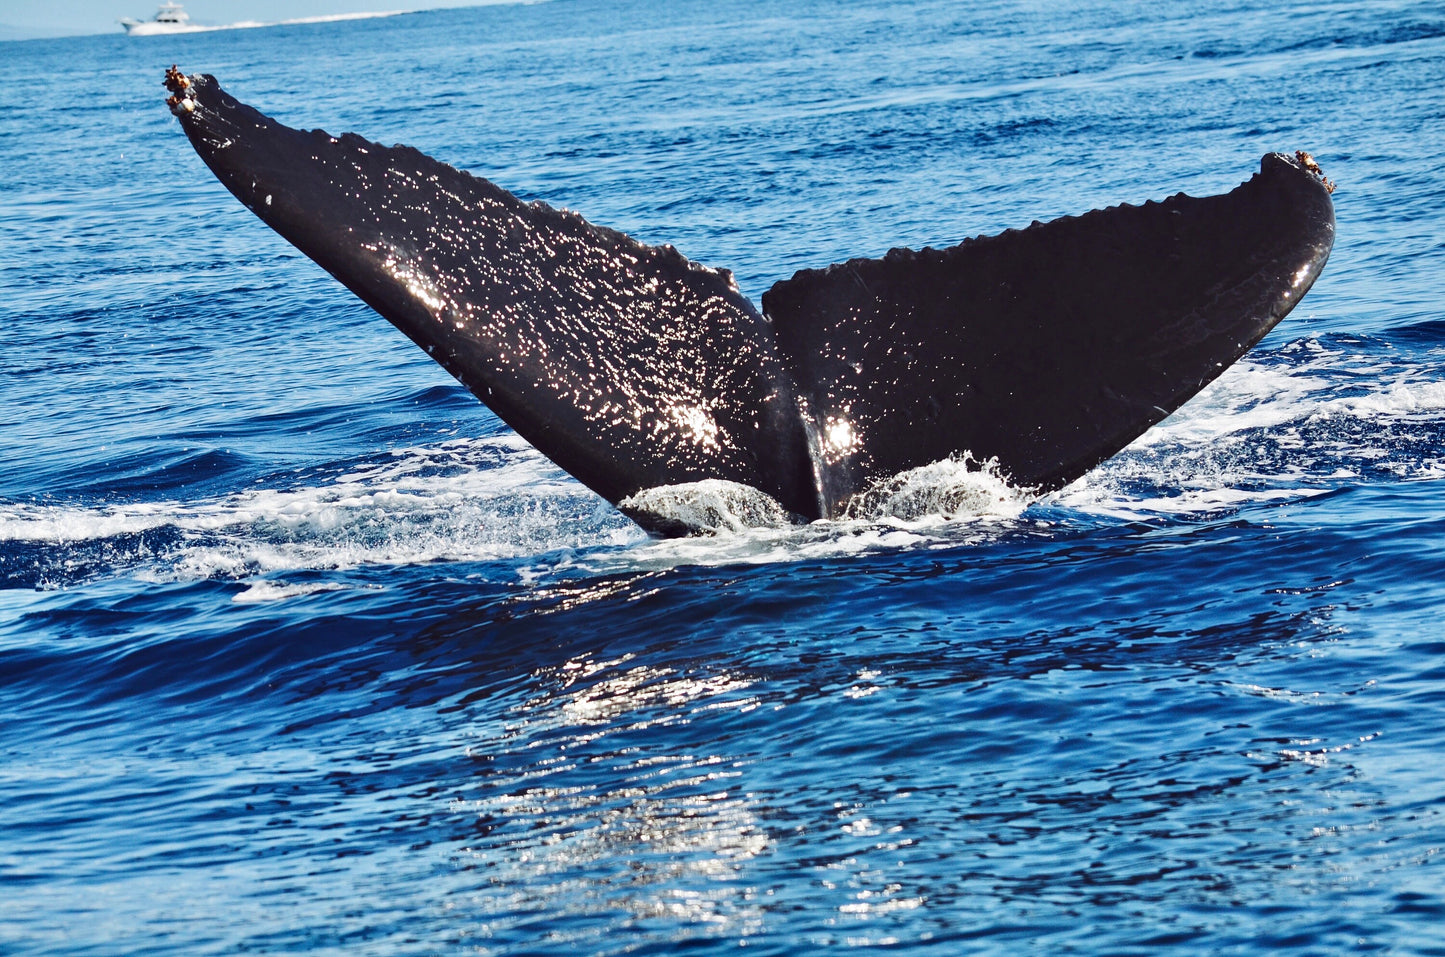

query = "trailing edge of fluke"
[{"left": 163, "top": 66, "right": 1336, "bottom": 534}]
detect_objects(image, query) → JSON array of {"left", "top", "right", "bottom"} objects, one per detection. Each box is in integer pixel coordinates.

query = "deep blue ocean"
[{"left": 4, "top": 0, "right": 1445, "bottom": 952}]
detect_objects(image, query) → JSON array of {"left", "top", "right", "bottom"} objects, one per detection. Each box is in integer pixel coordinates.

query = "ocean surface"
[{"left": 4, "top": 0, "right": 1445, "bottom": 952}]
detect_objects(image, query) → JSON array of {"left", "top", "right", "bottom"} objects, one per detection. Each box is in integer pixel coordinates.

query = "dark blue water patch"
[
  {"left": 0, "top": 563, "right": 620, "bottom": 745},
  {"left": 62, "top": 447, "right": 255, "bottom": 499},
  {"left": 1361, "top": 15, "right": 1445, "bottom": 50},
  {"left": 184, "top": 402, "right": 393, "bottom": 448},
  {"left": 1188, "top": 44, "right": 1245, "bottom": 59},
  {"left": 0, "top": 524, "right": 188, "bottom": 591},
  {"left": 1385, "top": 317, "right": 1445, "bottom": 345},
  {"left": 398, "top": 384, "right": 480, "bottom": 413},
  {"left": 973, "top": 115, "right": 1060, "bottom": 144},
  {"left": 5, "top": 576, "right": 492, "bottom": 713},
  {"left": 173, "top": 386, "right": 501, "bottom": 457}
]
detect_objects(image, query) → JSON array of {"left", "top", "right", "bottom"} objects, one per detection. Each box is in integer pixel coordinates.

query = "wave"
[
  {"left": 0, "top": 436, "right": 641, "bottom": 592},
  {"left": 4, "top": 335, "right": 1443, "bottom": 593}
]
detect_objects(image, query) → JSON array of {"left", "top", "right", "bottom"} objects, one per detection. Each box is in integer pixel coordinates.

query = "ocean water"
[{"left": 4, "top": 0, "right": 1445, "bottom": 952}]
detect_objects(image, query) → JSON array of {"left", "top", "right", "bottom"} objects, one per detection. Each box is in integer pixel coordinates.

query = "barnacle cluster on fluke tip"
[
  {"left": 163, "top": 64, "right": 195, "bottom": 114},
  {"left": 1294, "top": 150, "right": 1337, "bottom": 194}
]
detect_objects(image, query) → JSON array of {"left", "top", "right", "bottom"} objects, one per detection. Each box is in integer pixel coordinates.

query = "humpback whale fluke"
[{"left": 163, "top": 68, "right": 1335, "bottom": 533}]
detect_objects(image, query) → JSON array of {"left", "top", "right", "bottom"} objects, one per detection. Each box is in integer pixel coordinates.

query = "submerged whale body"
[{"left": 163, "top": 68, "right": 1335, "bottom": 535}]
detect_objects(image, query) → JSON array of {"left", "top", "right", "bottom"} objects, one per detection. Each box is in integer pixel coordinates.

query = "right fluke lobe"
[{"left": 762, "top": 151, "right": 1335, "bottom": 514}]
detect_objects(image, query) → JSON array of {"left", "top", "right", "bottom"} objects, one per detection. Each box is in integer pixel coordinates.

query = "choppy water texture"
[{"left": 4, "top": 0, "right": 1445, "bottom": 953}]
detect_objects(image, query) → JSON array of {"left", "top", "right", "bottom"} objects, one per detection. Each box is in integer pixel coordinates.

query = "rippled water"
[{"left": 4, "top": 0, "right": 1445, "bottom": 952}]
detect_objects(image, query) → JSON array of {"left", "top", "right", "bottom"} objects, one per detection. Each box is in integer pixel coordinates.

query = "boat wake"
[{"left": 122, "top": 6, "right": 407, "bottom": 36}]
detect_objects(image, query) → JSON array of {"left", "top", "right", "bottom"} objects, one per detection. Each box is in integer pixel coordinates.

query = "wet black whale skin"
[
  {"left": 764, "top": 152, "right": 1336, "bottom": 514},
  {"left": 171, "top": 72, "right": 1334, "bottom": 529}
]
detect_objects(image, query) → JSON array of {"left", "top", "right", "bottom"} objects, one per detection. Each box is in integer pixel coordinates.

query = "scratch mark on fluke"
[{"left": 164, "top": 68, "right": 1335, "bottom": 534}]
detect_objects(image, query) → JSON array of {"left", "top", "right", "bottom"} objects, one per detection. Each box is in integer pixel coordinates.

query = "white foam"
[
  {"left": 273, "top": 12, "right": 408, "bottom": 27},
  {"left": 620, "top": 480, "right": 793, "bottom": 535},
  {"left": 230, "top": 580, "right": 351, "bottom": 604},
  {"left": 1051, "top": 339, "right": 1445, "bottom": 517},
  {"left": 597, "top": 459, "right": 1033, "bottom": 573},
  {"left": 843, "top": 455, "right": 1030, "bottom": 522},
  {"left": 4, "top": 437, "right": 644, "bottom": 589}
]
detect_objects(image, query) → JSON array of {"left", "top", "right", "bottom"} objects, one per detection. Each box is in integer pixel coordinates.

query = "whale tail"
[{"left": 164, "top": 69, "right": 1334, "bottom": 530}]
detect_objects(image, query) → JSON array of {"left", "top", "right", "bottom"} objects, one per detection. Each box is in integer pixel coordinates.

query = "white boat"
[{"left": 119, "top": 3, "right": 205, "bottom": 35}]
